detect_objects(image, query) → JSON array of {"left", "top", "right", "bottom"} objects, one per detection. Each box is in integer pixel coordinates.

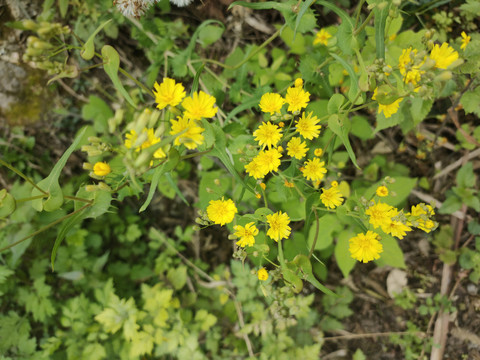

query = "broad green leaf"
[
  {"left": 438, "top": 194, "right": 462, "bottom": 214},
  {"left": 198, "top": 24, "right": 224, "bottom": 47},
  {"left": 351, "top": 115, "right": 374, "bottom": 140},
  {"left": 0, "top": 189, "right": 16, "bottom": 219},
  {"left": 456, "top": 162, "right": 476, "bottom": 188},
  {"left": 167, "top": 266, "right": 187, "bottom": 290},
  {"left": 307, "top": 214, "right": 343, "bottom": 251},
  {"left": 31, "top": 127, "right": 87, "bottom": 212},
  {"left": 374, "top": 234, "right": 406, "bottom": 268},
  {"left": 80, "top": 19, "right": 112, "bottom": 60},
  {"left": 101, "top": 45, "right": 136, "bottom": 107},
  {"left": 327, "top": 93, "right": 346, "bottom": 114},
  {"left": 334, "top": 230, "right": 357, "bottom": 278}
]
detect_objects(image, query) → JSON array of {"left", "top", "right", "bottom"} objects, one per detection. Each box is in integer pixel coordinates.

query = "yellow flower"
[
  {"left": 301, "top": 157, "right": 327, "bottom": 182},
  {"left": 460, "top": 31, "right": 471, "bottom": 50},
  {"left": 398, "top": 47, "right": 416, "bottom": 75},
  {"left": 125, "top": 128, "right": 166, "bottom": 158},
  {"left": 349, "top": 231, "right": 383, "bottom": 263},
  {"left": 314, "top": 148, "right": 323, "bottom": 157},
  {"left": 320, "top": 182, "right": 344, "bottom": 209},
  {"left": 259, "top": 93, "right": 285, "bottom": 114},
  {"left": 124, "top": 129, "right": 138, "bottom": 149},
  {"left": 382, "top": 209, "right": 412, "bottom": 239},
  {"left": 376, "top": 186, "right": 389, "bottom": 197},
  {"left": 365, "top": 201, "right": 395, "bottom": 229},
  {"left": 260, "top": 182, "right": 266, "bottom": 190},
  {"left": 253, "top": 121, "right": 282, "bottom": 149},
  {"left": 296, "top": 112, "right": 321, "bottom": 139},
  {"left": 245, "top": 158, "right": 266, "bottom": 179},
  {"left": 284, "top": 179, "right": 294, "bottom": 188},
  {"left": 266, "top": 211, "right": 291, "bottom": 242},
  {"left": 429, "top": 43, "right": 459, "bottom": 69},
  {"left": 294, "top": 78, "right": 303, "bottom": 88},
  {"left": 153, "top": 78, "right": 186, "bottom": 110},
  {"left": 234, "top": 222, "right": 259, "bottom": 247},
  {"left": 286, "top": 137, "right": 309, "bottom": 159},
  {"left": 255, "top": 148, "right": 282, "bottom": 174},
  {"left": 313, "top": 28, "right": 332, "bottom": 46},
  {"left": 257, "top": 268, "right": 269, "bottom": 281},
  {"left": 285, "top": 86, "right": 310, "bottom": 113},
  {"left": 207, "top": 197, "right": 238, "bottom": 226},
  {"left": 182, "top": 91, "right": 218, "bottom": 120},
  {"left": 409, "top": 204, "right": 437, "bottom": 233},
  {"left": 170, "top": 116, "right": 205, "bottom": 150},
  {"left": 93, "top": 162, "right": 111, "bottom": 176},
  {"left": 372, "top": 88, "right": 402, "bottom": 118}
]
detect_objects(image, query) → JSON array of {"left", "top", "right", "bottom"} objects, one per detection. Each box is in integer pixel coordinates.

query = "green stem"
[
  {"left": 0, "top": 158, "right": 47, "bottom": 195},
  {"left": 262, "top": 255, "right": 280, "bottom": 267},
  {"left": 15, "top": 194, "right": 47, "bottom": 203},
  {"left": 278, "top": 239, "right": 285, "bottom": 267},
  {"left": 180, "top": 149, "right": 213, "bottom": 160},
  {"left": 354, "top": 10, "right": 374, "bottom": 36},
  {"left": 118, "top": 67, "right": 154, "bottom": 98},
  {"left": 308, "top": 208, "right": 320, "bottom": 259},
  {"left": 0, "top": 203, "right": 92, "bottom": 253},
  {"left": 354, "top": 0, "right": 367, "bottom": 28}
]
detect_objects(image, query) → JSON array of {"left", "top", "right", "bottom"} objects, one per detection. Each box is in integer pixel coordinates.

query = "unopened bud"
[
  {"left": 88, "top": 136, "right": 102, "bottom": 144},
  {"left": 22, "top": 20, "right": 38, "bottom": 31},
  {"left": 97, "top": 182, "right": 112, "bottom": 191},
  {"left": 85, "top": 185, "right": 98, "bottom": 192},
  {"left": 83, "top": 162, "right": 93, "bottom": 170},
  {"left": 435, "top": 71, "right": 452, "bottom": 82},
  {"left": 192, "top": 225, "right": 200, "bottom": 231}
]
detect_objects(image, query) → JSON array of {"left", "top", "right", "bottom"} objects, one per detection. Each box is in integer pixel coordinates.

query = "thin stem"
[
  {"left": 308, "top": 208, "right": 320, "bottom": 259},
  {"left": 0, "top": 203, "right": 91, "bottom": 253},
  {"left": 0, "top": 158, "right": 47, "bottom": 195},
  {"left": 354, "top": 0, "right": 367, "bottom": 28},
  {"left": 354, "top": 10, "right": 374, "bottom": 36},
  {"left": 278, "top": 239, "right": 285, "bottom": 267},
  {"left": 118, "top": 67, "right": 154, "bottom": 98},
  {"left": 15, "top": 194, "right": 47, "bottom": 203}
]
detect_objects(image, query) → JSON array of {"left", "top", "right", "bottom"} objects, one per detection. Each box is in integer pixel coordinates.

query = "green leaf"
[
  {"left": 410, "top": 97, "right": 433, "bottom": 126},
  {"left": 282, "top": 267, "right": 303, "bottom": 293},
  {"left": 198, "top": 24, "right": 224, "bottom": 47},
  {"left": 456, "top": 162, "right": 476, "bottom": 188},
  {"left": 80, "top": 19, "right": 112, "bottom": 60},
  {"left": 328, "top": 114, "right": 359, "bottom": 168},
  {"left": 201, "top": 120, "right": 255, "bottom": 195},
  {"left": 101, "top": 45, "right": 136, "bottom": 108},
  {"left": 363, "top": 176, "right": 417, "bottom": 207},
  {"left": 167, "top": 266, "right": 187, "bottom": 290},
  {"left": 307, "top": 214, "right": 343, "bottom": 251},
  {"left": 31, "top": 127, "right": 87, "bottom": 212},
  {"left": 460, "top": 86, "right": 480, "bottom": 117},
  {"left": 334, "top": 230, "right": 357, "bottom": 278},
  {"left": 350, "top": 115, "right": 374, "bottom": 140},
  {"left": 294, "top": 0, "right": 317, "bottom": 36},
  {"left": 374, "top": 3, "right": 389, "bottom": 59},
  {"left": 329, "top": 53, "right": 362, "bottom": 104},
  {"left": 58, "top": 0, "right": 69, "bottom": 18},
  {"left": 0, "top": 189, "right": 16, "bottom": 219},
  {"left": 438, "top": 194, "right": 462, "bottom": 214},
  {"left": 139, "top": 148, "right": 180, "bottom": 212},
  {"left": 327, "top": 93, "right": 346, "bottom": 114},
  {"left": 292, "top": 255, "right": 336, "bottom": 296},
  {"left": 374, "top": 234, "right": 406, "bottom": 268}
]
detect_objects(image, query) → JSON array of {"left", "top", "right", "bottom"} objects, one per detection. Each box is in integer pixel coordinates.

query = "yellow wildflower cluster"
[
  {"left": 373, "top": 40, "right": 461, "bottom": 119},
  {"left": 348, "top": 199, "right": 437, "bottom": 263},
  {"left": 124, "top": 78, "right": 218, "bottom": 164},
  {"left": 245, "top": 79, "right": 327, "bottom": 187}
]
